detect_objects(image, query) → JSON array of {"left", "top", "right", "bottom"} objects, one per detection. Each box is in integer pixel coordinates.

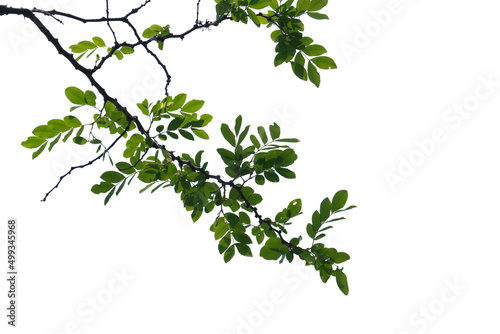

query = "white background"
[{"left": 1, "top": 0, "right": 499, "bottom": 333}]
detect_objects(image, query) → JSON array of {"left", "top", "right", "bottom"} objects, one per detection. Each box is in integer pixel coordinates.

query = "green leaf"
[
  {"left": 84, "top": 90, "right": 97, "bottom": 106},
  {"left": 255, "top": 174, "right": 265, "bottom": 185},
  {"left": 47, "top": 119, "right": 70, "bottom": 132},
  {"left": 101, "top": 171, "right": 125, "bottom": 183},
  {"left": 307, "top": 12, "right": 329, "bottom": 20},
  {"left": 142, "top": 28, "right": 156, "bottom": 39},
  {"left": 236, "top": 243, "right": 253, "bottom": 257},
  {"left": 92, "top": 36, "right": 105, "bottom": 47},
  {"left": 234, "top": 233, "right": 253, "bottom": 244},
  {"left": 312, "top": 210, "right": 321, "bottom": 231},
  {"left": 181, "top": 99, "right": 205, "bottom": 113},
  {"left": 331, "top": 190, "right": 348, "bottom": 211},
  {"left": 104, "top": 186, "right": 115, "bottom": 205},
  {"left": 32, "top": 142, "right": 47, "bottom": 159},
  {"left": 257, "top": 126, "right": 268, "bottom": 144},
  {"left": 275, "top": 138, "right": 299, "bottom": 143},
  {"left": 65, "top": 87, "right": 85, "bottom": 105},
  {"left": 306, "top": 223, "right": 316, "bottom": 239},
  {"left": 260, "top": 246, "right": 281, "bottom": 260},
  {"left": 335, "top": 268, "right": 349, "bottom": 295},
  {"left": 78, "top": 40, "right": 96, "bottom": 49},
  {"left": 62, "top": 128, "right": 74, "bottom": 142},
  {"left": 249, "top": 0, "right": 271, "bottom": 10},
  {"left": 303, "top": 44, "right": 327, "bottom": 56},
  {"left": 221, "top": 123, "right": 236, "bottom": 147},
  {"left": 73, "top": 136, "right": 87, "bottom": 145},
  {"left": 215, "top": 220, "right": 229, "bottom": 240},
  {"left": 179, "top": 129, "right": 195, "bottom": 141},
  {"left": 309, "top": 0, "right": 328, "bottom": 11},
  {"left": 291, "top": 60, "right": 307, "bottom": 81},
  {"left": 308, "top": 61, "right": 321, "bottom": 87},
  {"left": 63, "top": 115, "right": 82, "bottom": 128},
  {"left": 297, "top": 0, "right": 310, "bottom": 13},
  {"left": 333, "top": 252, "right": 350, "bottom": 264},
  {"left": 192, "top": 129, "right": 209, "bottom": 139},
  {"left": 113, "top": 50, "right": 124, "bottom": 60},
  {"left": 48, "top": 133, "right": 61, "bottom": 152},
  {"left": 234, "top": 115, "right": 242, "bottom": 135},
  {"left": 170, "top": 93, "right": 187, "bottom": 111},
  {"left": 246, "top": 7, "right": 260, "bottom": 27},
  {"left": 91, "top": 181, "right": 114, "bottom": 194},
  {"left": 250, "top": 134, "right": 261, "bottom": 149},
  {"left": 311, "top": 56, "right": 337, "bottom": 69},
  {"left": 264, "top": 170, "right": 279, "bottom": 182},
  {"left": 200, "top": 114, "right": 213, "bottom": 127},
  {"left": 33, "top": 125, "right": 58, "bottom": 139},
  {"left": 121, "top": 46, "right": 134, "bottom": 54},
  {"left": 248, "top": 194, "right": 263, "bottom": 205},
  {"left": 269, "top": 123, "right": 280, "bottom": 140},
  {"left": 275, "top": 167, "right": 295, "bottom": 179},
  {"left": 224, "top": 245, "right": 235, "bottom": 263},
  {"left": 320, "top": 197, "right": 331, "bottom": 222},
  {"left": 21, "top": 136, "right": 46, "bottom": 148},
  {"left": 116, "top": 162, "right": 135, "bottom": 175}
]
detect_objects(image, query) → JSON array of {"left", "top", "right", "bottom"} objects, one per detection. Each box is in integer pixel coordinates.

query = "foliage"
[{"left": 3, "top": 0, "right": 353, "bottom": 294}]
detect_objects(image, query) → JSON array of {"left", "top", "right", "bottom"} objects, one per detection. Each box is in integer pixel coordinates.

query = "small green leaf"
[
  {"left": 275, "top": 167, "right": 295, "bottom": 179},
  {"left": 170, "top": 93, "right": 187, "bottom": 111},
  {"left": 248, "top": 194, "right": 263, "bottom": 205},
  {"left": 224, "top": 245, "right": 235, "bottom": 263},
  {"left": 312, "top": 210, "right": 321, "bottom": 231},
  {"left": 311, "top": 56, "right": 337, "bottom": 69},
  {"left": 179, "top": 129, "right": 195, "bottom": 141},
  {"left": 48, "top": 133, "right": 61, "bottom": 152},
  {"left": 73, "top": 136, "right": 87, "bottom": 145},
  {"left": 92, "top": 36, "right": 105, "bottom": 47},
  {"left": 336, "top": 268, "right": 349, "bottom": 295},
  {"left": 264, "top": 170, "right": 279, "bottom": 182},
  {"left": 257, "top": 126, "right": 268, "bottom": 144},
  {"left": 236, "top": 243, "right": 253, "bottom": 257},
  {"left": 296, "top": 0, "right": 310, "bottom": 13},
  {"left": 306, "top": 223, "right": 316, "bottom": 239},
  {"left": 250, "top": 134, "right": 261, "bottom": 149},
  {"left": 333, "top": 252, "right": 350, "bottom": 264},
  {"left": 221, "top": 123, "right": 236, "bottom": 147},
  {"left": 331, "top": 190, "right": 348, "bottom": 211},
  {"left": 101, "top": 171, "right": 125, "bottom": 183},
  {"left": 21, "top": 136, "right": 46, "bottom": 148},
  {"left": 121, "top": 46, "right": 134, "bottom": 54},
  {"left": 113, "top": 50, "right": 124, "bottom": 60},
  {"left": 303, "top": 44, "right": 327, "bottom": 57},
  {"left": 308, "top": 61, "right": 321, "bottom": 87},
  {"left": 307, "top": 12, "right": 329, "bottom": 20},
  {"left": 320, "top": 197, "right": 331, "bottom": 222},
  {"left": 84, "top": 90, "right": 97, "bottom": 106},
  {"left": 234, "top": 115, "right": 242, "bottom": 135},
  {"left": 64, "top": 115, "right": 82, "bottom": 128},
  {"left": 291, "top": 60, "right": 307, "bottom": 81},
  {"left": 32, "top": 142, "right": 47, "bottom": 159},
  {"left": 192, "top": 129, "right": 209, "bottom": 139},
  {"left": 47, "top": 119, "right": 70, "bottom": 132},
  {"left": 309, "top": 0, "right": 328, "bottom": 12},
  {"left": 255, "top": 174, "right": 265, "bottom": 185},
  {"left": 269, "top": 123, "right": 280, "bottom": 140},
  {"left": 181, "top": 99, "right": 205, "bottom": 113},
  {"left": 33, "top": 125, "right": 58, "bottom": 139},
  {"left": 104, "top": 186, "right": 115, "bottom": 205},
  {"left": 260, "top": 246, "right": 281, "bottom": 260},
  {"left": 65, "top": 87, "right": 86, "bottom": 105},
  {"left": 246, "top": 7, "right": 260, "bottom": 27}
]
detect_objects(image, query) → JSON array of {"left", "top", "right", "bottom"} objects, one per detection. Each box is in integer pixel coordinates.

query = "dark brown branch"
[{"left": 41, "top": 121, "right": 132, "bottom": 202}]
